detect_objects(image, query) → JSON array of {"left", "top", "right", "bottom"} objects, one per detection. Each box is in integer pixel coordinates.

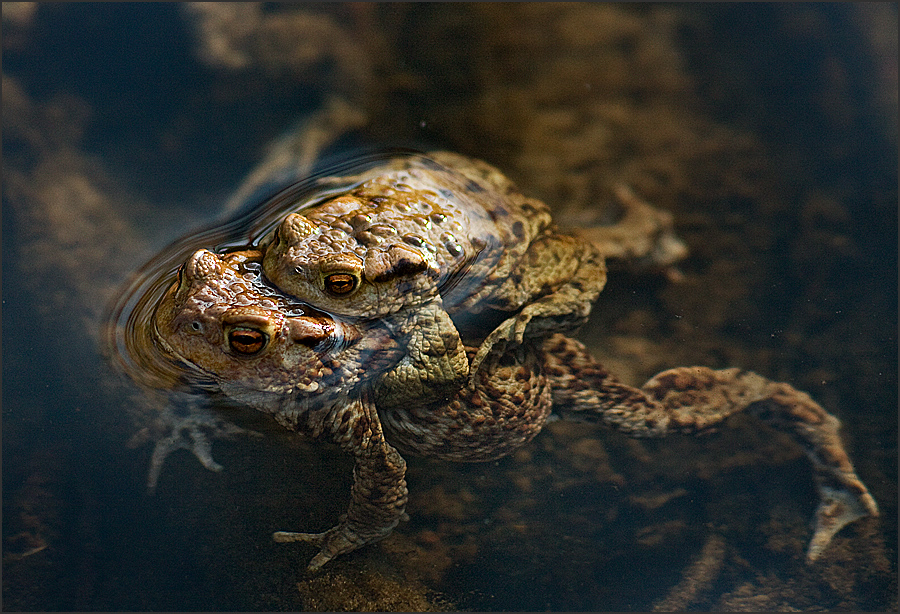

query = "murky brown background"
[{"left": 3, "top": 3, "right": 896, "bottom": 611}]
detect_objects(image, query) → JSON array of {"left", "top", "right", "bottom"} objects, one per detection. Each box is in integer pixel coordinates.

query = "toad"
[
  {"left": 260, "top": 151, "right": 607, "bottom": 398},
  {"left": 151, "top": 152, "right": 878, "bottom": 570}
]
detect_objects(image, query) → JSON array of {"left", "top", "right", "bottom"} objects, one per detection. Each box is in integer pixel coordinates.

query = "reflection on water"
[{"left": 3, "top": 3, "right": 896, "bottom": 611}]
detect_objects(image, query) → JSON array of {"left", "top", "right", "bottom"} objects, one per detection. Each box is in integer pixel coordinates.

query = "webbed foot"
[
  {"left": 274, "top": 520, "right": 397, "bottom": 571},
  {"left": 276, "top": 392, "right": 409, "bottom": 569},
  {"left": 807, "top": 476, "right": 880, "bottom": 561},
  {"left": 139, "top": 400, "right": 257, "bottom": 492}
]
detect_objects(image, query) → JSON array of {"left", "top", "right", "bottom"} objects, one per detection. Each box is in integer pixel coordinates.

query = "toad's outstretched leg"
[
  {"left": 541, "top": 334, "right": 879, "bottom": 561},
  {"left": 273, "top": 389, "right": 408, "bottom": 570}
]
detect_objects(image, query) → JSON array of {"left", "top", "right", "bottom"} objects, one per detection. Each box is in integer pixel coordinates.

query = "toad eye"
[
  {"left": 324, "top": 273, "right": 358, "bottom": 296},
  {"left": 227, "top": 327, "right": 267, "bottom": 355}
]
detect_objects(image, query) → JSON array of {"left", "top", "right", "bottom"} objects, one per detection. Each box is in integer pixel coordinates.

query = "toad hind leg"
[
  {"left": 471, "top": 234, "right": 606, "bottom": 372},
  {"left": 542, "top": 334, "right": 879, "bottom": 561},
  {"left": 274, "top": 390, "right": 408, "bottom": 570}
]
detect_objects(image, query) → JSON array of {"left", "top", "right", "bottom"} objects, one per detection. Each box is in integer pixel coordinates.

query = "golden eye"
[
  {"left": 324, "top": 273, "right": 358, "bottom": 296},
  {"left": 227, "top": 328, "right": 267, "bottom": 355}
]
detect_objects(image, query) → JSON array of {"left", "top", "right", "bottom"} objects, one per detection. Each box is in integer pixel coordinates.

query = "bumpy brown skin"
[
  {"left": 153, "top": 153, "right": 878, "bottom": 570},
  {"left": 155, "top": 250, "right": 412, "bottom": 569},
  {"left": 262, "top": 152, "right": 607, "bottom": 370},
  {"left": 263, "top": 151, "right": 559, "bottom": 316}
]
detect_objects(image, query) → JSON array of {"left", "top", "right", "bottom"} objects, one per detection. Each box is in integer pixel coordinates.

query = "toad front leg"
[
  {"left": 374, "top": 301, "right": 469, "bottom": 408},
  {"left": 471, "top": 232, "right": 606, "bottom": 372},
  {"left": 273, "top": 390, "right": 408, "bottom": 570},
  {"left": 542, "top": 334, "right": 879, "bottom": 561}
]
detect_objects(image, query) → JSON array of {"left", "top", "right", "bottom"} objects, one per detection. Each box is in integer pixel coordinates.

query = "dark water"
[{"left": 3, "top": 4, "right": 897, "bottom": 611}]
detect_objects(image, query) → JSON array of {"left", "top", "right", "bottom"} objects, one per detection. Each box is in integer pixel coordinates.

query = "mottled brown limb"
[
  {"left": 274, "top": 389, "right": 408, "bottom": 570},
  {"left": 374, "top": 301, "right": 469, "bottom": 408},
  {"left": 470, "top": 234, "right": 606, "bottom": 372},
  {"left": 380, "top": 345, "right": 553, "bottom": 462},
  {"left": 541, "top": 333, "right": 879, "bottom": 561},
  {"left": 568, "top": 184, "right": 688, "bottom": 269}
]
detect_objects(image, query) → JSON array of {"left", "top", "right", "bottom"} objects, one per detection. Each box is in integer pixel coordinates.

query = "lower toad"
[{"left": 149, "top": 153, "right": 878, "bottom": 570}]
